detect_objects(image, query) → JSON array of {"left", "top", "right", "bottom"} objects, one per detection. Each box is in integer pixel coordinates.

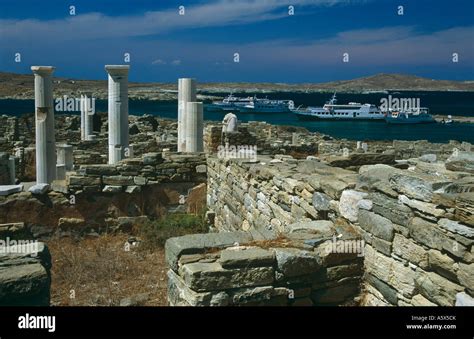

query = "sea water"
[{"left": 1, "top": 91, "right": 473, "bottom": 143}]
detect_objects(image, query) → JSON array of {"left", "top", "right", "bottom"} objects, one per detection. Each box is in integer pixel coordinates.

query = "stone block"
[
  {"left": 398, "top": 195, "right": 445, "bottom": 218},
  {"left": 455, "top": 292, "right": 474, "bottom": 306},
  {"left": 102, "top": 185, "right": 123, "bottom": 193},
  {"left": 0, "top": 184, "right": 23, "bottom": 196},
  {"left": 67, "top": 175, "right": 101, "bottom": 186},
  {"left": 28, "top": 183, "right": 50, "bottom": 195},
  {"left": 372, "top": 237, "right": 392, "bottom": 256},
  {"left": 314, "top": 240, "right": 362, "bottom": 267},
  {"left": 284, "top": 220, "right": 334, "bottom": 236},
  {"left": 230, "top": 286, "right": 288, "bottom": 305},
  {"left": 365, "top": 273, "right": 398, "bottom": 305},
  {"left": 311, "top": 277, "right": 360, "bottom": 304},
  {"left": 445, "top": 151, "right": 474, "bottom": 174},
  {"left": 415, "top": 271, "right": 463, "bottom": 306},
  {"left": 428, "top": 249, "right": 457, "bottom": 281},
  {"left": 0, "top": 242, "right": 51, "bottom": 306},
  {"left": 312, "top": 192, "right": 331, "bottom": 212},
  {"left": 102, "top": 175, "right": 134, "bottom": 186},
  {"left": 339, "top": 190, "right": 368, "bottom": 222},
  {"left": 389, "top": 172, "right": 451, "bottom": 202},
  {"left": 438, "top": 218, "right": 474, "bottom": 238},
  {"left": 179, "top": 262, "right": 274, "bottom": 292},
  {"left": 409, "top": 217, "right": 466, "bottom": 258},
  {"left": 274, "top": 247, "right": 321, "bottom": 278},
  {"left": 358, "top": 210, "right": 394, "bottom": 241},
  {"left": 457, "top": 262, "right": 474, "bottom": 292},
  {"left": 218, "top": 247, "right": 275, "bottom": 268},
  {"left": 165, "top": 231, "right": 253, "bottom": 271},
  {"left": 411, "top": 294, "right": 437, "bottom": 306},
  {"left": 79, "top": 164, "right": 118, "bottom": 176},
  {"left": 369, "top": 192, "right": 413, "bottom": 227},
  {"left": 167, "top": 269, "right": 214, "bottom": 306},
  {"left": 392, "top": 233, "right": 428, "bottom": 269}
]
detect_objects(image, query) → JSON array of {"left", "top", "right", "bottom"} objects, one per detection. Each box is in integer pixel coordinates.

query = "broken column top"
[
  {"left": 105, "top": 65, "right": 130, "bottom": 74},
  {"left": 31, "top": 66, "right": 55, "bottom": 75},
  {"left": 56, "top": 144, "right": 73, "bottom": 150}
]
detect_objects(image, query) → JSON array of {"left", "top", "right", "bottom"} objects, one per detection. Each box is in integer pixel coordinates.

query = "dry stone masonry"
[
  {"left": 166, "top": 138, "right": 473, "bottom": 306},
  {"left": 166, "top": 223, "right": 364, "bottom": 306},
  {"left": 0, "top": 70, "right": 473, "bottom": 307},
  {"left": 0, "top": 222, "right": 51, "bottom": 306}
]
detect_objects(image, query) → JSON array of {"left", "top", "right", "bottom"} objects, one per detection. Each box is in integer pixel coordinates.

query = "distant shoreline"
[
  {"left": 1, "top": 88, "right": 474, "bottom": 101},
  {"left": 1, "top": 72, "right": 474, "bottom": 100}
]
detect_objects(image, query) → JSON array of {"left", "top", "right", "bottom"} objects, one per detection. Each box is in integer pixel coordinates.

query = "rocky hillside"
[{"left": 0, "top": 72, "right": 472, "bottom": 100}]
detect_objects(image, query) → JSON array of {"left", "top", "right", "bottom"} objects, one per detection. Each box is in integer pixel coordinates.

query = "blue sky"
[{"left": 0, "top": 0, "right": 473, "bottom": 83}]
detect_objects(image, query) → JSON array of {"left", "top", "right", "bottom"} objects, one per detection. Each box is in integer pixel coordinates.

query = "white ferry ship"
[
  {"left": 207, "top": 94, "right": 294, "bottom": 113},
  {"left": 238, "top": 97, "right": 294, "bottom": 113},
  {"left": 292, "top": 93, "right": 385, "bottom": 120},
  {"left": 206, "top": 94, "right": 253, "bottom": 111},
  {"left": 384, "top": 107, "right": 435, "bottom": 124}
]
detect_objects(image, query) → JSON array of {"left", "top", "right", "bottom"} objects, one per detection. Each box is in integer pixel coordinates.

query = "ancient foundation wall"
[
  {"left": 165, "top": 225, "right": 364, "bottom": 306},
  {"left": 197, "top": 154, "right": 474, "bottom": 306},
  {"left": 0, "top": 152, "right": 207, "bottom": 238},
  {"left": 0, "top": 222, "right": 51, "bottom": 306}
]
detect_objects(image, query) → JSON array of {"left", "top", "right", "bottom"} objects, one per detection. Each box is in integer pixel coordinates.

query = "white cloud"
[
  {"left": 0, "top": 0, "right": 354, "bottom": 43},
  {"left": 171, "top": 60, "right": 181, "bottom": 65},
  {"left": 151, "top": 59, "right": 166, "bottom": 65},
  {"left": 228, "top": 26, "right": 474, "bottom": 66}
]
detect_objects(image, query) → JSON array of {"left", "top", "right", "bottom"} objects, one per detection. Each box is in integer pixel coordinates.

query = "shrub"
[{"left": 139, "top": 213, "right": 208, "bottom": 250}]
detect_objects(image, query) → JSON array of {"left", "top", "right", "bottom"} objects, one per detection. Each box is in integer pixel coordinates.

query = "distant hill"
[
  {"left": 310, "top": 73, "right": 474, "bottom": 92},
  {"left": 0, "top": 72, "right": 472, "bottom": 100}
]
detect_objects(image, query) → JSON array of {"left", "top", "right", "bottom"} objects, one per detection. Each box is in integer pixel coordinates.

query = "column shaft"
[
  {"left": 105, "top": 65, "right": 129, "bottom": 164},
  {"left": 32, "top": 66, "right": 56, "bottom": 184},
  {"left": 178, "top": 78, "right": 196, "bottom": 152},
  {"left": 185, "top": 102, "right": 204, "bottom": 152}
]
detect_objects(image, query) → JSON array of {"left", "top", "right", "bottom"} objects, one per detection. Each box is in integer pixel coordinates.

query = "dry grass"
[
  {"left": 47, "top": 234, "right": 168, "bottom": 306},
  {"left": 243, "top": 235, "right": 299, "bottom": 249}
]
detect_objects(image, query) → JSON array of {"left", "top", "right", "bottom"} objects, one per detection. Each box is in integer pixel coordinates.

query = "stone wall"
[
  {"left": 0, "top": 152, "right": 208, "bottom": 238},
  {"left": 0, "top": 222, "right": 51, "bottom": 306},
  {"left": 201, "top": 151, "right": 474, "bottom": 306},
  {"left": 166, "top": 221, "right": 364, "bottom": 306},
  {"left": 204, "top": 123, "right": 318, "bottom": 158},
  {"left": 0, "top": 152, "right": 13, "bottom": 185},
  {"left": 353, "top": 158, "right": 474, "bottom": 306},
  {"left": 207, "top": 155, "right": 358, "bottom": 232},
  {"left": 58, "top": 152, "right": 206, "bottom": 195},
  {"left": 0, "top": 114, "right": 178, "bottom": 181}
]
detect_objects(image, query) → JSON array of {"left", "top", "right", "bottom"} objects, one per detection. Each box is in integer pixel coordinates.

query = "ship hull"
[
  {"left": 293, "top": 112, "right": 385, "bottom": 121},
  {"left": 384, "top": 114, "right": 436, "bottom": 124},
  {"left": 238, "top": 108, "right": 291, "bottom": 114}
]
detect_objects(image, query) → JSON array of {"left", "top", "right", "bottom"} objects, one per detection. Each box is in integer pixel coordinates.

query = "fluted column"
[
  {"left": 56, "top": 144, "right": 73, "bottom": 180},
  {"left": 31, "top": 66, "right": 56, "bottom": 184},
  {"left": 81, "top": 92, "right": 95, "bottom": 140},
  {"left": 178, "top": 78, "right": 196, "bottom": 152},
  {"left": 185, "top": 102, "right": 204, "bottom": 152},
  {"left": 105, "top": 65, "right": 129, "bottom": 164}
]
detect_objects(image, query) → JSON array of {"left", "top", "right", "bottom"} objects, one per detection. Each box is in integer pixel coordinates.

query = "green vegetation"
[{"left": 139, "top": 213, "right": 208, "bottom": 250}]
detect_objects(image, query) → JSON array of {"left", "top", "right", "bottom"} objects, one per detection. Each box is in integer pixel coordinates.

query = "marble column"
[
  {"left": 185, "top": 102, "right": 204, "bottom": 152},
  {"left": 31, "top": 66, "right": 56, "bottom": 185},
  {"left": 105, "top": 65, "right": 129, "bottom": 164},
  {"left": 80, "top": 97, "right": 85, "bottom": 140},
  {"left": 362, "top": 142, "right": 368, "bottom": 153},
  {"left": 292, "top": 132, "right": 299, "bottom": 145},
  {"left": 8, "top": 156, "right": 16, "bottom": 184},
  {"left": 56, "top": 144, "right": 73, "bottom": 180},
  {"left": 81, "top": 92, "right": 95, "bottom": 140},
  {"left": 177, "top": 78, "right": 196, "bottom": 152}
]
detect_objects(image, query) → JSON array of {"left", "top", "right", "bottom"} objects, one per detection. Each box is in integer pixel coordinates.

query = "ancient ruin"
[{"left": 0, "top": 68, "right": 473, "bottom": 308}]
